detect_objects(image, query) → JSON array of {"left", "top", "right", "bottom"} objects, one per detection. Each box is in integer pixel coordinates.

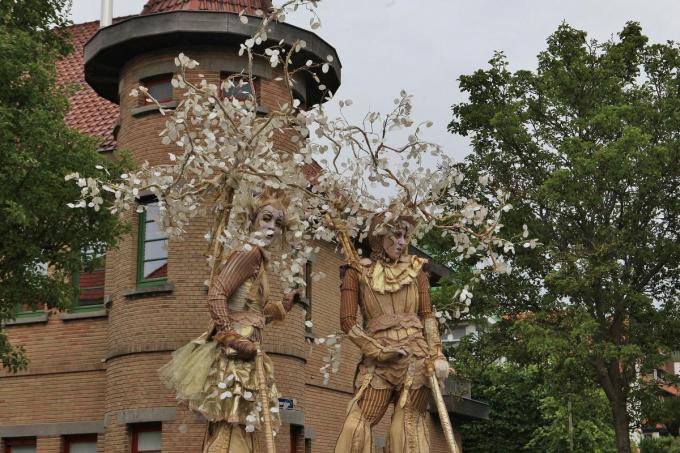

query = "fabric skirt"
[{"left": 159, "top": 332, "right": 281, "bottom": 433}]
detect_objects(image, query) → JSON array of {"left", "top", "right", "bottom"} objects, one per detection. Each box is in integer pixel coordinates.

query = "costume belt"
[
  {"left": 366, "top": 313, "right": 422, "bottom": 334},
  {"left": 228, "top": 311, "right": 266, "bottom": 329}
]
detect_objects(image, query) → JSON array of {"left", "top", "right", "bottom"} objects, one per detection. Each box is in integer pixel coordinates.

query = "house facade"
[{"left": 0, "top": 2, "right": 488, "bottom": 451}]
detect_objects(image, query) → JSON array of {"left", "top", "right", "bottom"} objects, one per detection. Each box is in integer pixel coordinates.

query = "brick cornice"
[
  {"left": 105, "top": 341, "right": 308, "bottom": 362},
  {"left": 0, "top": 363, "right": 104, "bottom": 379}
]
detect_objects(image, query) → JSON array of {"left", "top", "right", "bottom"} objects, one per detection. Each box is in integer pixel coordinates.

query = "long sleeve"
[
  {"left": 208, "top": 248, "right": 262, "bottom": 332},
  {"left": 264, "top": 293, "right": 294, "bottom": 323},
  {"left": 340, "top": 265, "right": 360, "bottom": 334},
  {"left": 416, "top": 270, "right": 433, "bottom": 320},
  {"left": 416, "top": 268, "right": 444, "bottom": 360}
]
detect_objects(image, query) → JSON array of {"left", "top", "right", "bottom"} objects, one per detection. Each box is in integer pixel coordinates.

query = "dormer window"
[
  {"left": 140, "top": 74, "right": 173, "bottom": 104},
  {"left": 221, "top": 73, "right": 259, "bottom": 102}
]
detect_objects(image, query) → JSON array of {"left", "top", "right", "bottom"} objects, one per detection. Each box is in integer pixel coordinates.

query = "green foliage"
[
  {"left": 643, "top": 395, "right": 680, "bottom": 437},
  {"left": 526, "top": 392, "right": 617, "bottom": 453},
  {"left": 444, "top": 21, "right": 680, "bottom": 453},
  {"left": 455, "top": 364, "right": 543, "bottom": 453},
  {"left": 0, "top": 0, "right": 129, "bottom": 372},
  {"left": 451, "top": 334, "right": 617, "bottom": 453},
  {"left": 639, "top": 436, "right": 680, "bottom": 453}
]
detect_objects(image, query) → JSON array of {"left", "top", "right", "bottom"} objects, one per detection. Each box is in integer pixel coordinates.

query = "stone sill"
[
  {"left": 131, "top": 101, "right": 177, "bottom": 117},
  {"left": 59, "top": 309, "right": 108, "bottom": 321},
  {"left": 132, "top": 102, "right": 269, "bottom": 118},
  {"left": 4, "top": 313, "right": 48, "bottom": 326},
  {"left": 122, "top": 282, "right": 174, "bottom": 298}
]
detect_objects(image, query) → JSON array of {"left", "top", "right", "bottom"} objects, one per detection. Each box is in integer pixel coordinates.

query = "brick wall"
[{"left": 0, "top": 45, "right": 458, "bottom": 453}]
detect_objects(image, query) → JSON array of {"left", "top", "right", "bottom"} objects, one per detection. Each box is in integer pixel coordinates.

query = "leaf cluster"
[
  {"left": 0, "top": 0, "right": 129, "bottom": 371},
  {"left": 438, "top": 21, "right": 680, "bottom": 451}
]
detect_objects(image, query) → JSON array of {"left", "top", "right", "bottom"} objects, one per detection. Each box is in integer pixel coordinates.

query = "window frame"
[
  {"left": 4, "top": 437, "right": 36, "bottom": 453},
  {"left": 136, "top": 199, "right": 169, "bottom": 287},
  {"left": 63, "top": 434, "right": 97, "bottom": 453},
  {"left": 14, "top": 303, "right": 46, "bottom": 319},
  {"left": 14, "top": 262, "right": 49, "bottom": 318},
  {"left": 130, "top": 423, "right": 162, "bottom": 453},
  {"left": 72, "top": 251, "right": 106, "bottom": 312},
  {"left": 140, "top": 74, "right": 174, "bottom": 105}
]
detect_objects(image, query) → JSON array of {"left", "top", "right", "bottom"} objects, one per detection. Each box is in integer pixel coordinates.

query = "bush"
[{"left": 639, "top": 436, "right": 675, "bottom": 453}]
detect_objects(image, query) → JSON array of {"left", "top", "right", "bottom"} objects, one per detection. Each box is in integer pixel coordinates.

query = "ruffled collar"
[{"left": 369, "top": 255, "right": 427, "bottom": 294}]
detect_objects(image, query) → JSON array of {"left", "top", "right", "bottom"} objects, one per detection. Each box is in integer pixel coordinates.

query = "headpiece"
[{"left": 367, "top": 209, "right": 417, "bottom": 261}]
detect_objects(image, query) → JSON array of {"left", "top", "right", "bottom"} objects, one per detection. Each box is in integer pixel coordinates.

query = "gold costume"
[
  {"left": 335, "top": 254, "right": 445, "bottom": 453},
  {"left": 160, "top": 248, "right": 290, "bottom": 453}
]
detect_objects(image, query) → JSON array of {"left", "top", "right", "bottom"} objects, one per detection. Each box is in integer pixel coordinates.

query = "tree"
[
  {"left": 448, "top": 22, "right": 680, "bottom": 453},
  {"left": 451, "top": 359, "right": 616, "bottom": 453},
  {"left": 0, "top": 0, "right": 128, "bottom": 371}
]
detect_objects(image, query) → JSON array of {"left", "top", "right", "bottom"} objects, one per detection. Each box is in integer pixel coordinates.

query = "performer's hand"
[
  {"left": 282, "top": 290, "right": 301, "bottom": 311},
  {"left": 229, "top": 337, "right": 258, "bottom": 359},
  {"left": 434, "top": 356, "right": 450, "bottom": 381},
  {"left": 214, "top": 330, "right": 258, "bottom": 359},
  {"left": 376, "top": 345, "right": 408, "bottom": 362}
]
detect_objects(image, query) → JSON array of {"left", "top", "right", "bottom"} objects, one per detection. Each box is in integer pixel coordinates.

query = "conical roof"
[{"left": 141, "top": 0, "right": 272, "bottom": 16}]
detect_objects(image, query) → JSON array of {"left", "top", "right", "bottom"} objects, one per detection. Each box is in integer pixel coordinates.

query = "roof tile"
[
  {"left": 58, "top": 19, "right": 123, "bottom": 151},
  {"left": 141, "top": 0, "right": 272, "bottom": 15}
]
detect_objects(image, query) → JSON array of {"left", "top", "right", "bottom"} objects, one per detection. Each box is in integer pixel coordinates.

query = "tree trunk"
[{"left": 612, "top": 398, "right": 632, "bottom": 453}]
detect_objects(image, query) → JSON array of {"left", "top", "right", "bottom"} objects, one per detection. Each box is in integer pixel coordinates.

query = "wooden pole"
[
  {"left": 429, "top": 370, "right": 459, "bottom": 453},
  {"left": 255, "top": 344, "right": 276, "bottom": 453}
]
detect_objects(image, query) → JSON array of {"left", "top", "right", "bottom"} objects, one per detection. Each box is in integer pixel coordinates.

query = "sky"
[{"left": 70, "top": 0, "right": 680, "bottom": 161}]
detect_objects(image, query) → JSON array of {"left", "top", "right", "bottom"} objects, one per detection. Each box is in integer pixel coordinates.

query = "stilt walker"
[
  {"left": 160, "top": 190, "right": 298, "bottom": 453},
  {"left": 332, "top": 213, "right": 458, "bottom": 453}
]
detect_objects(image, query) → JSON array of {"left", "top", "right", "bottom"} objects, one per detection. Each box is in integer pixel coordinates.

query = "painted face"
[
  {"left": 252, "top": 204, "right": 284, "bottom": 247},
  {"left": 382, "top": 225, "right": 409, "bottom": 261}
]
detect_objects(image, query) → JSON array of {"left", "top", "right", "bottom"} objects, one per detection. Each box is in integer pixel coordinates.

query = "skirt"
[{"left": 159, "top": 332, "right": 281, "bottom": 434}]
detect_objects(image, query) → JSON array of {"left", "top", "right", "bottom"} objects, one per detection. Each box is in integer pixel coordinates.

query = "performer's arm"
[
  {"left": 264, "top": 291, "right": 298, "bottom": 323},
  {"left": 417, "top": 269, "right": 449, "bottom": 379},
  {"left": 340, "top": 265, "right": 360, "bottom": 333},
  {"left": 207, "top": 248, "right": 262, "bottom": 331},
  {"left": 417, "top": 270, "right": 434, "bottom": 320}
]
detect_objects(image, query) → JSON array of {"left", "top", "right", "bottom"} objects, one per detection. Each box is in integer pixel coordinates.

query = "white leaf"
[{"left": 219, "top": 391, "right": 233, "bottom": 399}]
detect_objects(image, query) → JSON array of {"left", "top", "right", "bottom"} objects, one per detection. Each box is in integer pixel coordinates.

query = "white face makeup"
[
  {"left": 382, "top": 224, "right": 410, "bottom": 261},
  {"left": 251, "top": 204, "right": 284, "bottom": 247}
]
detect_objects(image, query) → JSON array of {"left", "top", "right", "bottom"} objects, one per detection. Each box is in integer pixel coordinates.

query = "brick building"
[{"left": 0, "top": 2, "right": 488, "bottom": 451}]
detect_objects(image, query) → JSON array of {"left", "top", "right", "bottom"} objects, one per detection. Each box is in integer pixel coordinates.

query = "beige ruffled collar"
[{"left": 369, "top": 255, "right": 427, "bottom": 294}]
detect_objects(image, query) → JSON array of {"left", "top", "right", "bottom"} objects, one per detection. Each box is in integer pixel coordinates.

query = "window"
[
  {"left": 73, "top": 250, "right": 105, "bottom": 311},
  {"left": 64, "top": 434, "right": 97, "bottom": 453},
  {"left": 4, "top": 438, "right": 36, "bottom": 453},
  {"left": 14, "top": 262, "right": 48, "bottom": 318},
  {"left": 131, "top": 423, "right": 161, "bottom": 453},
  {"left": 137, "top": 201, "right": 168, "bottom": 286},
  {"left": 291, "top": 425, "right": 303, "bottom": 453},
  {"left": 221, "top": 73, "right": 258, "bottom": 102},
  {"left": 14, "top": 302, "right": 45, "bottom": 319},
  {"left": 304, "top": 261, "right": 313, "bottom": 335},
  {"left": 140, "top": 74, "right": 173, "bottom": 104}
]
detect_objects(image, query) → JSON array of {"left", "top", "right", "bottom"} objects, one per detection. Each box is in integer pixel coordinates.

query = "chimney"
[{"left": 100, "top": 0, "right": 113, "bottom": 28}]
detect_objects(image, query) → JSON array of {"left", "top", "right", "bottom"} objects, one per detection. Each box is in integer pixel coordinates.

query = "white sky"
[{"left": 69, "top": 0, "right": 680, "bottom": 161}]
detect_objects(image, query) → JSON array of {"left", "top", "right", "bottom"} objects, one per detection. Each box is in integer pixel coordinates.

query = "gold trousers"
[
  {"left": 334, "top": 387, "right": 431, "bottom": 453},
  {"left": 203, "top": 421, "right": 259, "bottom": 453}
]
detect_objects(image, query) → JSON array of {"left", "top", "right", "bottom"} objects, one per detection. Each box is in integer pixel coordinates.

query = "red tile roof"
[
  {"left": 141, "top": 0, "right": 272, "bottom": 15},
  {"left": 58, "top": 19, "right": 123, "bottom": 151}
]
